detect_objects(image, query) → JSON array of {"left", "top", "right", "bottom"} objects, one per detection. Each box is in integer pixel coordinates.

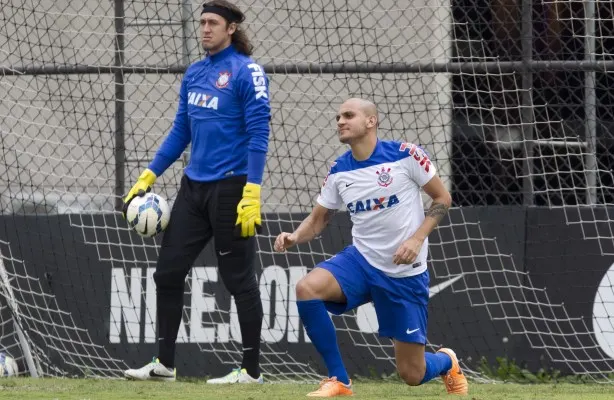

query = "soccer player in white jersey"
[{"left": 274, "top": 98, "right": 468, "bottom": 397}]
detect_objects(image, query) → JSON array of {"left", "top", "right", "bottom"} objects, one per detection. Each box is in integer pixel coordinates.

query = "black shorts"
[{"left": 154, "top": 174, "right": 256, "bottom": 293}]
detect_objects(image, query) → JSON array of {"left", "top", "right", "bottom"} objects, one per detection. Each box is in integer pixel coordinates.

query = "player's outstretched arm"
[
  {"left": 274, "top": 204, "right": 335, "bottom": 252},
  {"left": 123, "top": 76, "right": 190, "bottom": 217}
]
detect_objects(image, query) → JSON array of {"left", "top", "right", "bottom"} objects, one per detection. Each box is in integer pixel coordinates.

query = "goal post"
[{"left": 0, "top": 247, "right": 40, "bottom": 377}]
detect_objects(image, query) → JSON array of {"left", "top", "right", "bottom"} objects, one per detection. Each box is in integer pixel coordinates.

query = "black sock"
[
  {"left": 157, "top": 288, "right": 184, "bottom": 369},
  {"left": 158, "top": 338, "right": 176, "bottom": 369},
  {"left": 235, "top": 288, "right": 264, "bottom": 378}
]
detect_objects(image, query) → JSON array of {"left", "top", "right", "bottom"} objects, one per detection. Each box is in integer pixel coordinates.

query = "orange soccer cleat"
[
  {"left": 306, "top": 377, "right": 353, "bottom": 397},
  {"left": 437, "top": 348, "right": 469, "bottom": 395}
]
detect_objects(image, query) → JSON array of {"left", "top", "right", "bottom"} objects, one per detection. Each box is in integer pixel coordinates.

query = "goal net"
[{"left": 1, "top": 0, "right": 614, "bottom": 381}]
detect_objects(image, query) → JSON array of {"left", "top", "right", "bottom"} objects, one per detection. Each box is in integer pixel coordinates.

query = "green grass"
[{"left": 0, "top": 378, "right": 612, "bottom": 400}]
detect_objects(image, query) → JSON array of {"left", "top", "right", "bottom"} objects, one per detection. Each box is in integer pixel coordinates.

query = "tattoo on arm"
[
  {"left": 425, "top": 202, "right": 449, "bottom": 224},
  {"left": 324, "top": 209, "right": 337, "bottom": 222}
]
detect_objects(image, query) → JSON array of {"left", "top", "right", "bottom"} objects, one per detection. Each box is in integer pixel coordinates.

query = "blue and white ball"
[
  {"left": 0, "top": 353, "right": 18, "bottom": 377},
  {"left": 126, "top": 193, "right": 170, "bottom": 238}
]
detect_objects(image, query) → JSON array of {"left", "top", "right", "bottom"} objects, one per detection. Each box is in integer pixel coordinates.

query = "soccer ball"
[
  {"left": 0, "top": 353, "right": 18, "bottom": 377},
  {"left": 125, "top": 193, "right": 170, "bottom": 238}
]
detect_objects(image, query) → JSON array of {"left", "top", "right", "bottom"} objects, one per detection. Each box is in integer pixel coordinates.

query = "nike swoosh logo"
[
  {"left": 406, "top": 328, "right": 420, "bottom": 335},
  {"left": 345, "top": 183, "right": 354, "bottom": 187},
  {"left": 429, "top": 275, "right": 463, "bottom": 298},
  {"left": 149, "top": 369, "right": 170, "bottom": 378},
  {"left": 218, "top": 250, "right": 232, "bottom": 256}
]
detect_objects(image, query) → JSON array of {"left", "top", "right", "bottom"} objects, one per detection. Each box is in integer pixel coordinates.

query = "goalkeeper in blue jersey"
[{"left": 123, "top": 0, "right": 269, "bottom": 384}]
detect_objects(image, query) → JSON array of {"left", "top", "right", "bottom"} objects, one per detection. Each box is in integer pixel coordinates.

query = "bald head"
[{"left": 342, "top": 98, "right": 377, "bottom": 118}]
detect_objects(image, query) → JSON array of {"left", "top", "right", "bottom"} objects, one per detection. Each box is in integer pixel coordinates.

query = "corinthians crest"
[
  {"left": 376, "top": 166, "right": 393, "bottom": 187},
  {"left": 215, "top": 71, "right": 231, "bottom": 89}
]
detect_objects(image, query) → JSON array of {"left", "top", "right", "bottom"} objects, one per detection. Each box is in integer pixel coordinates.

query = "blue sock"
[
  {"left": 297, "top": 299, "right": 350, "bottom": 385},
  {"left": 420, "top": 352, "right": 453, "bottom": 384}
]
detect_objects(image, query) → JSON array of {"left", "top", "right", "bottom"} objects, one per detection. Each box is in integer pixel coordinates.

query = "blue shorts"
[{"left": 318, "top": 245, "right": 429, "bottom": 344}]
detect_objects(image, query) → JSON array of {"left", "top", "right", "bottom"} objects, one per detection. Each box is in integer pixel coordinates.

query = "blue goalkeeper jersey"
[{"left": 148, "top": 44, "right": 271, "bottom": 184}]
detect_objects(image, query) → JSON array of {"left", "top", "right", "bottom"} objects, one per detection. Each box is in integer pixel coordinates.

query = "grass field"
[{"left": 0, "top": 378, "right": 612, "bottom": 400}]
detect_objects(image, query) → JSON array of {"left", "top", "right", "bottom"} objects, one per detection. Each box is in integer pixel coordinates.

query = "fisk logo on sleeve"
[
  {"left": 247, "top": 63, "right": 268, "bottom": 100},
  {"left": 399, "top": 142, "right": 431, "bottom": 172}
]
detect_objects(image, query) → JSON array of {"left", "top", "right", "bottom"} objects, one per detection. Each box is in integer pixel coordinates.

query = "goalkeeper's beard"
[
  {"left": 201, "top": 40, "right": 223, "bottom": 53},
  {"left": 202, "top": 35, "right": 232, "bottom": 54}
]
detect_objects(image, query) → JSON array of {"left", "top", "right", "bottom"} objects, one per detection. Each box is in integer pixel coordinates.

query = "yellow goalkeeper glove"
[
  {"left": 122, "top": 168, "right": 157, "bottom": 217},
  {"left": 235, "top": 182, "right": 262, "bottom": 237}
]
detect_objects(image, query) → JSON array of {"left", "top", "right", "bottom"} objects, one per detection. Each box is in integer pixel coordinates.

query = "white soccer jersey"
[{"left": 317, "top": 140, "right": 436, "bottom": 277}]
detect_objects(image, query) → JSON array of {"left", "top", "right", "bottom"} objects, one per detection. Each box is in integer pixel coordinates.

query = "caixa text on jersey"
[{"left": 347, "top": 194, "right": 400, "bottom": 214}]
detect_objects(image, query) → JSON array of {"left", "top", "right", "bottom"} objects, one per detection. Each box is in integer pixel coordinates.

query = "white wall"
[{"left": 0, "top": 0, "right": 451, "bottom": 213}]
